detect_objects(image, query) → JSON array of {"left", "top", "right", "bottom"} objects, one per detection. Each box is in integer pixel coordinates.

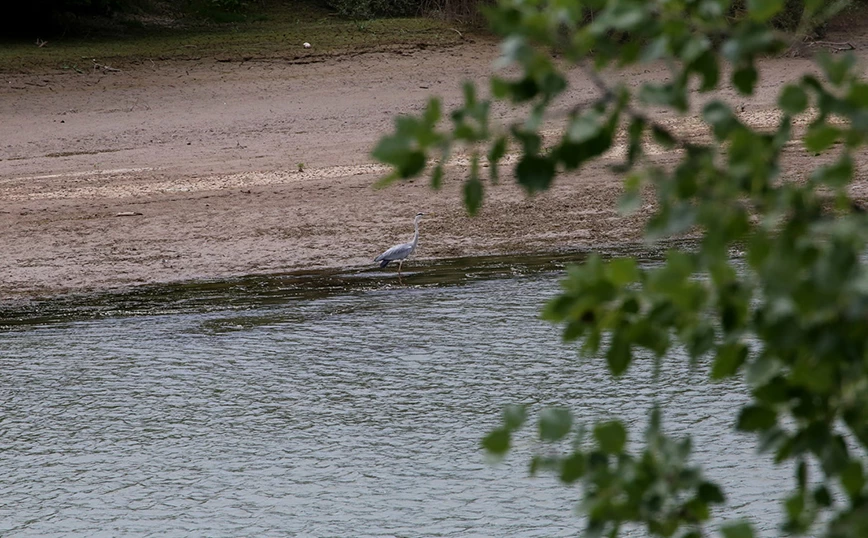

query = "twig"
[
  {"left": 92, "top": 59, "right": 122, "bottom": 73},
  {"left": 449, "top": 27, "right": 463, "bottom": 39},
  {"left": 803, "top": 40, "right": 856, "bottom": 53},
  {"left": 811, "top": 41, "right": 855, "bottom": 48},
  {"left": 35, "top": 38, "right": 48, "bottom": 48}
]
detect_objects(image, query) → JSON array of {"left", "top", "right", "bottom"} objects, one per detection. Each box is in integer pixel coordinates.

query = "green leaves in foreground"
[
  {"left": 539, "top": 407, "right": 573, "bottom": 441},
  {"left": 374, "top": 0, "right": 868, "bottom": 536},
  {"left": 372, "top": 97, "right": 443, "bottom": 183},
  {"left": 481, "top": 404, "right": 526, "bottom": 456},
  {"left": 485, "top": 407, "right": 725, "bottom": 537},
  {"left": 720, "top": 521, "right": 755, "bottom": 538}
]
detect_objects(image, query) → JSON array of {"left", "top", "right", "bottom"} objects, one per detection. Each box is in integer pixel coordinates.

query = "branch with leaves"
[{"left": 374, "top": 0, "right": 868, "bottom": 536}]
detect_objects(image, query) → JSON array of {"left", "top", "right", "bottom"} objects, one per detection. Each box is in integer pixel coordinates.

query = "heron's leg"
[{"left": 397, "top": 260, "right": 404, "bottom": 285}]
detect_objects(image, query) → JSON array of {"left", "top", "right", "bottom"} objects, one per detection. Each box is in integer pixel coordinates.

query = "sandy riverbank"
[{"left": 2, "top": 26, "right": 868, "bottom": 300}]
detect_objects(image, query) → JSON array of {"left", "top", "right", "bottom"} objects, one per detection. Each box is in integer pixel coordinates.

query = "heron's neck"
[{"left": 410, "top": 222, "right": 420, "bottom": 249}]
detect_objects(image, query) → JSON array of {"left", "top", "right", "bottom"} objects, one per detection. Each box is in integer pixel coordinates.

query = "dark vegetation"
[
  {"left": 9, "top": 0, "right": 859, "bottom": 43},
  {"left": 0, "top": 0, "right": 469, "bottom": 73},
  {"left": 3, "top": 0, "right": 493, "bottom": 38}
]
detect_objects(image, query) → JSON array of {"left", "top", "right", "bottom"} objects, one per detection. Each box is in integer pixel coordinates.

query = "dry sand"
[{"left": 2, "top": 28, "right": 868, "bottom": 300}]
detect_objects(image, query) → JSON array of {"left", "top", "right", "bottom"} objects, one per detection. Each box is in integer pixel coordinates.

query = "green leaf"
[
  {"left": 804, "top": 124, "right": 840, "bottom": 153},
  {"left": 732, "top": 65, "right": 758, "bottom": 95},
  {"left": 698, "top": 482, "right": 725, "bottom": 504},
  {"left": 723, "top": 24, "right": 781, "bottom": 63},
  {"left": 462, "top": 80, "right": 477, "bottom": 107},
  {"left": 778, "top": 84, "right": 808, "bottom": 114},
  {"left": 423, "top": 97, "right": 441, "bottom": 126},
  {"left": 464, "top": 177, "right": 484, "bottom": 215},
  {"left": 529, "top": 454, "right": 559, "bottom": 476},
  {"left": 606, "top": 258, "right": 639, "bottom": 286},
  {"left": 431, "top": 159, "right": 443, "bottom": 186},
  {"left": 721, "top": 521, "right": 754, "bottom": 538},
  {"left": 683, "top": 498, "right": 711, "bottom": 522},
  {"left": 810, "top": 154, "right": 853, "bottom": 188},
  {"left": 558, "top": 127, "right": 615, "bottom": 170},
  {"left": 651, "top": 125, "right": 677, "bottom": 148},
  {"left": 373, "top": 132, "right": 427, "bottom": 179},
  {"left": 711, "top": 341, "right": 748, "bottom": 379},
  {"left": 512, "top": 126, "right": 541, "bottom": 155},
  {"left": 747, "top": 0, "right": 784, "bottom": 21},
  {"left": 431, "top": 163, "right": 444, "bottom": 190},
  {"left": 746, "top": 356, "right": 781, "bottom": 387},
  {"left": 817, "top": 51, "right": 856, "bottom": 86},
  {"left": 820, "top": 435, "right": 850, "bottom": 477},
  {"left": 539, "top": 407, "right": 573, "bottom": 442},
  {"left": 482, "top": 427, "right": 510, "bottom": 455},
  {"left": 372, "top": 134, "right": 410, "bottom": 166},
  {"left": 737, "top": 405, "right": 777, "bottom": 432},
  {"left": 560, "top": 452, "right": 585, "bottom": 484},
  {"left": 681, "top": 36, "right": 711, "bottom": 65},
  {"left": 841, "top": 460, "right": 865, "bottom": 499},
  {"left": 639, "top": 83, "right": 685, "bottom": 110},
  {"left": 568, "top": 110, "right": 603, "bottom": 143},
  {"left": 785, "top": 491, "right": 805, "bottom": 523},
  {"left": 847, "top": 82, "right": 868, "bottom": 107},
  {"left": 502, "top": 404, "right": 527, "bottom": 431},
  {"left": 606, "top": 330, "right": 632, "bottom": 376},
  {"left": 490, "top": 77, "right": 510, "bottom": 99},
  {"left": 814, "top": 485, "right": 832, "bottom": 507},
  {"left": 690, "top": 50, "right": 720, "bottom": 92},
  {"left": 607, "top": 2, "right": 646, "bottom": 30},
  {"left": 515, "top": 155, "right": 556, "bottom": 194},
  {"left": 685, "top": 323, "right": 715, "bottom": 360},
  {"left": 540, "top": 71, "right": 567, "bottom": 99},
  {"left": 593, "top": 421, "right": 627, "bottom": 454},
  {"left": 508, "top": 77, "right": 539, "bottom": 103},
  {"left": 542, "top": 294, "right": 574, "bottom": 322},
  {"left": 618, "top": 189, "right": 641, "bottom": 215},
  {"left": 703, "top": 101, "right": 738, "bottom": 140},
  {"left": 488, "top": 136, "right": 507, "bottom": 182},
  {"left": 400, "top": 150, "right": 426, "bottom": 178}
]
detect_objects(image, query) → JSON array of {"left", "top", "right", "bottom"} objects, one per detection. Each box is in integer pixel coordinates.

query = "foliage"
[
  {"left": 326, "top": 0, "right": 419, "bottom": 19},
  {"left": 374, "top": 0, "right": 868, "bottom": 536},
  {"left": 201, "top": 0, "right": 250, "bottom": 12},
  {"left": 5, "top": 0, "right": 126, "bottom": 35},
  {"left": 422, "top": 0, "right": 496, "bottom": 23}
]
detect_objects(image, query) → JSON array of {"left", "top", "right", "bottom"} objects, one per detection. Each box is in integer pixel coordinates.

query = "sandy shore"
[{"left": 2, "top": 31, "right": 867, "bottom": 300}]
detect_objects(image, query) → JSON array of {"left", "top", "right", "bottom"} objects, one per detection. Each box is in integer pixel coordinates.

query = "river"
[{"left": 2, "top": 260, "right": 787, "bottom": 536}]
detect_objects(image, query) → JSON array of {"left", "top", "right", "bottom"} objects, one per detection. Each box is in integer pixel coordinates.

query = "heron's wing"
[{"left": 375, "top": 242, "right": 412, "bottom": 261}]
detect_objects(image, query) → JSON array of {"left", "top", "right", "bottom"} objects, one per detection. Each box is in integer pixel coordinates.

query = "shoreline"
[{"left": 1, "top": 241, "right": 697, "bottom": 326}]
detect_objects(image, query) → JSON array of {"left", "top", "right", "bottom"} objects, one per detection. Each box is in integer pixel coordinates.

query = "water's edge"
[{"left": 0, "top": 241, "right": 693, "bottom": 328}]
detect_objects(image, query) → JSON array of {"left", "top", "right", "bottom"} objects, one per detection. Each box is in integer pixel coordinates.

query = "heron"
[{"left": 375, "top": 212, "right": 424, "bottom": 283}]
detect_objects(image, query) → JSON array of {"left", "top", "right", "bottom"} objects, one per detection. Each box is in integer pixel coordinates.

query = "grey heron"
[{"left": 375, "top": 212, "right": 424, "bottom": 283}]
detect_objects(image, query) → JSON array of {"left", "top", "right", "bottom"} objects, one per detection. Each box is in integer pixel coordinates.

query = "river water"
[{"left": 1, "top": 262, "right": 788, "bottom": 537}]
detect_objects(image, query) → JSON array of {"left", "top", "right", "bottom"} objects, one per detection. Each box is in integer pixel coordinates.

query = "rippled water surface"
[{"left": 2, "top": 271, "right": 787, "bottom": 536}]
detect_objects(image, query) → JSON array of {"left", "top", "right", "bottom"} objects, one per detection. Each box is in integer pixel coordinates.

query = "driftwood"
[
  {"left": 807, "top": 41, "right": 856, "bottom": 53},
  {"left": 92, "top": 59, "right": 122, "bottom": 73}
]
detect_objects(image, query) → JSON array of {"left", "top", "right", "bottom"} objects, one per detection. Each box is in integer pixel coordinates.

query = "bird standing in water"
[{"left": 375, "top": 212, "right": 424, "bottom": 284}]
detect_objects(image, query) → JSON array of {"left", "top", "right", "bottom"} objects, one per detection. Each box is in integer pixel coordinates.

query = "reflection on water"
[{"left": 1, "top": 271, "right": 787, "bottom": 537}]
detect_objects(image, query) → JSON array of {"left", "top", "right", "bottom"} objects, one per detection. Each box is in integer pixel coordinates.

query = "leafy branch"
[{"left": 373, "top": 0, "right": 868, "bottom": 536}]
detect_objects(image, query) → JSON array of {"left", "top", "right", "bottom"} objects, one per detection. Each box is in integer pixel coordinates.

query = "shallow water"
[{"left": 1, "top": 267, "right": 788, "bottom": 537}]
